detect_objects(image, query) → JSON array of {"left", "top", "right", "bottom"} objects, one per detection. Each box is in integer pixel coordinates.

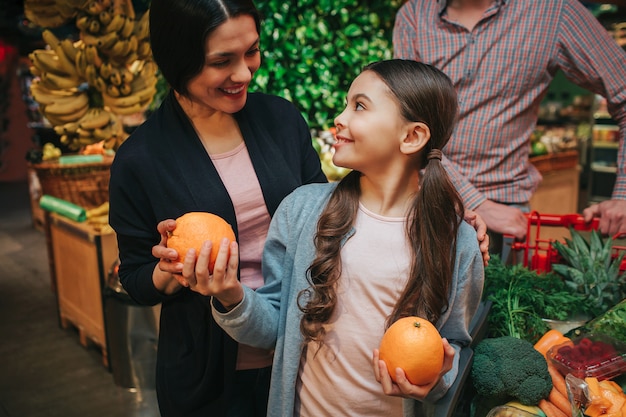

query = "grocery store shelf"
[
  {"left": 592, "top": 141, "right": 620, "bottom": 149},
  {"left": 591, "top": 163, "right": 618, "bottom": 173}
]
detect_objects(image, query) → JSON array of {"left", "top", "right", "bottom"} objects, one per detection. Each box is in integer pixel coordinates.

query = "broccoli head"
[{"left": 471, "top": 336, "right": 553, "bottom": 405}]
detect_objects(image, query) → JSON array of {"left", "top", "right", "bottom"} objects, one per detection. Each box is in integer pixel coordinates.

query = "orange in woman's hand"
[
  {"left": 167, "top": 212, "right": 236, "bottom": 272},
  {"left": 379, "top": 316, "right": 444, "bottom": 385}
]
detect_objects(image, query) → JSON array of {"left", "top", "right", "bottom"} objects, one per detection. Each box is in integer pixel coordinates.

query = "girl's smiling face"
[
  {"left": 332, "top": 71, "right": 415, "bottom": 174},
  {"left": 184, "top": 14, "right": 261, "bottom": 114}
]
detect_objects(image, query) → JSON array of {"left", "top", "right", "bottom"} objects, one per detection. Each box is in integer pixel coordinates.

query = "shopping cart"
[{"left": 502, "top": 211, "right": 626, "bottom": 273}]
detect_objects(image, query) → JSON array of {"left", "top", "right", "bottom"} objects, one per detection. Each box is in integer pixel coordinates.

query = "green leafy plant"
[
  {"left": 252, "top": 0, "right": 401, "bottom": 131},
  {"left": 483, "top": 255, "right": 590, "bottom": 343},
  {"left": 551, "top": 228, "right": 626, "bottom": 317}
]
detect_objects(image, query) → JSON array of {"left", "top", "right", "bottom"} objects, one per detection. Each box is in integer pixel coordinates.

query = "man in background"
[{"left": 394, "top": 0, "right": 626, "bottom": 251}]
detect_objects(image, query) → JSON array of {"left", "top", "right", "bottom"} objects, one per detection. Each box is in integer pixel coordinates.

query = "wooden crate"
[{"left": 46, "top": 212, "right": 118, "bottom": 368}]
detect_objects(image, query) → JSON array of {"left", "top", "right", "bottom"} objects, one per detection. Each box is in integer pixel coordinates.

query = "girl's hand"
[
  {"left": 182, "top": 238, "right": 243, "bottom": 309},
  {"left": 373, "top": 338, "right": 456, "bottom": 400}
]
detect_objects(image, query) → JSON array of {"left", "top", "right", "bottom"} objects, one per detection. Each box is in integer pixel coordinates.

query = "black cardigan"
[{"left": 109, "top": 90, "right": 326, "bottom": 416}]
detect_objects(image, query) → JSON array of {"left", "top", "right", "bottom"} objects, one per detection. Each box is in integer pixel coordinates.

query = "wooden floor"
[{"left": 0, "top": 181, "right": 160, "bottom": 417}]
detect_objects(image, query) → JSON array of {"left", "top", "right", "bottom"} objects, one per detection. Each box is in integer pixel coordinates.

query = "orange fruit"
[
  {"left": 378, "top": 316, "right": 444, "bottom": 385},
  {"left": 167, "top": 212, "right": 236, "bottom": 272}
]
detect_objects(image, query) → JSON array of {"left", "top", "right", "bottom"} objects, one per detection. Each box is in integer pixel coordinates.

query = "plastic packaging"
[
  {"left": 39, "top": 194, "right": 87, "bottom": 222},
  {"left": 548, "top": 333, "right": 626, "bottom": 381}
]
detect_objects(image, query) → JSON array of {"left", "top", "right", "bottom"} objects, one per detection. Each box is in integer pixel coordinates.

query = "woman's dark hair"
[
  {"left": 149, "top": 0, "right": 261, "bottom": 96},
  {"left": 299, "top": 59, "right": 464, "bottom": 344}
]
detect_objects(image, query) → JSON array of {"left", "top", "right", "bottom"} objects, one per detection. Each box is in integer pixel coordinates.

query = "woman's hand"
[
  {"left": 373, "top": 338, "right": 456, "bottom": 400},
  {"left": 464, "top": 209, "right": 490, "bottom": 266},
  {"left": 182, "top": 238, "right": 243, "bottom": 310},
  {"left": 151, "top": 219, "right": 185, "bottom": 294}
]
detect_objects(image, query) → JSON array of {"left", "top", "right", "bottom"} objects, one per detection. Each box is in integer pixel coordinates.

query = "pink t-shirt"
[
  {"left": 211, "top": 142, "right": 273, "bottom": 370},
  {"left": 295, "top": 203, "right": 408, "bottom": 416}
]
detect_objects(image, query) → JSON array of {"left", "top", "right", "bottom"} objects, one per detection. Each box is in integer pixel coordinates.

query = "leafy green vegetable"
[
  {"left": 567, "top": 298, "right": 626, "bottom": 343},
  {"left": 484, "top": 256, "right": 590, "bottom": 343},
  {"left": 551, "top": 228, "right": 626, "bottom": 317}
]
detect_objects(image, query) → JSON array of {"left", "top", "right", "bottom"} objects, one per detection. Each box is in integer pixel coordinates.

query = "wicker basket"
[{"left": 29, "top": 155, "right": 114, "bottom": 209}]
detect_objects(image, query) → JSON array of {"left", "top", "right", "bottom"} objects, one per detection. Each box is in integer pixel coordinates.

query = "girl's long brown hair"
[{"left": 298, "top": 60, "right": 464, "bottom": 344}]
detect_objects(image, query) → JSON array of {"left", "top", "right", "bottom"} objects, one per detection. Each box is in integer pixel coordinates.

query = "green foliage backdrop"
[{"left": 252, "top": 0, "right": 402, "bottom": 131}]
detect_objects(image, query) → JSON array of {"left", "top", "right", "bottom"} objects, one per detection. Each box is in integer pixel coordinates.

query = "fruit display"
[
  {"left": 167, "top": 212, "right": 237, "bottom": 273},
  {"left": 378, "top": 316, "right": 444, "bottom": 385},
  {"left": 26, "top": 0, "right": 158, "bottom": 151}
]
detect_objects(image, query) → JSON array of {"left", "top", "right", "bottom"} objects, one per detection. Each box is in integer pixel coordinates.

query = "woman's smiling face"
[{"left": 185, "top": 14, "right": 261, "bottom": 114}]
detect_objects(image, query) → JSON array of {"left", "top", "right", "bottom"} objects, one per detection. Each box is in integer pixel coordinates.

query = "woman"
[
  {"left": 191, "top": 60, "right": 485, "bottom": 416},
  {"left": 108, "top": 0, "right": 326, "bottom": 415}
]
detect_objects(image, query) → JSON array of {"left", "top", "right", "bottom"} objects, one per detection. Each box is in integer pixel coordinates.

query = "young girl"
[{"left": 181, "top": 59, "right": 485, "bottom": 415}]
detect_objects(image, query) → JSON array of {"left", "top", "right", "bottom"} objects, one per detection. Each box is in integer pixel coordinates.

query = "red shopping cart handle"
[
  {"left": 523, "top": 213, "right": 600, "bottom": 230},
  {"left": 503, "top": 213, "right": 600, "bottom": 241}
]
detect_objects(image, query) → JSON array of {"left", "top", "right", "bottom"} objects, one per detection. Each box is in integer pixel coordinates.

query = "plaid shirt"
[{"left": 394, "top": 0, "right": 626, "bottom": 208}]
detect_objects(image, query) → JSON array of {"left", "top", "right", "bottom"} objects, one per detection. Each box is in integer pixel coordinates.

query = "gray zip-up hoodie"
[{"left": 213, "top": 182, "right": 484, "bottom": 417}]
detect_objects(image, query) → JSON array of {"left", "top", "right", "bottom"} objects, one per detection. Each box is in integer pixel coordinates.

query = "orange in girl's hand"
[
  {"left": 167, "top": 212, "right": 236, "bottom": 272},
  {"left": 379, "top": 316, "right": 444, "bottom": 385}
]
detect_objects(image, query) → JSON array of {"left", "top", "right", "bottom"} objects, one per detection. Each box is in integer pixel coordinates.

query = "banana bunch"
[
  {"left": 23, "top": 0, "right": 87, "bottom": 28},
  {"left": 54, "top": 107, "right": 126, "bottom": 151},
  {"left": 76, "top": 0, "right": 150, "bottom": 66},
  {"left": 29, "top": 30, "right": 83, "bottom": 90},
  {"left": 30, "top": 80, "right": 89, "bottom": 125},
  {"left": 100, "top": 60, "right": 158, "bottom": 116},
  {"left": 27, "top": 0, "right": 157, "bottom": 152},
  {"left": 86, "top": 201, "right": 113, "bottom": 233}
]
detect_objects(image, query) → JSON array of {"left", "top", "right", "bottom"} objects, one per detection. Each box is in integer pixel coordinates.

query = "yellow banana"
[
  {"left": 76, "top": 127, "right": 94, "bottom": 138},
  {"left": 53, "top": 125, "right": 66, "bottom": 135},
  {"left": 74, "top": 48, "right": 87, "bottom": 78},
  {"left": 52, "top": 42, "right": 79, "bottom": 77},
  {"left": 98, "top": 10, "right": 112, "bottom": 26},
  {"left": 106, "top": 83, "right": 121, "bottom": 97},
  {"left": 44, "top": 105, "right": 89, "bottom": 125},
  {"left": 106, "top": 101, "right": 144, "bottom": 115},
  {"left": 119, "top": 17, "right": 135, "bottom": 38},
  {"left": 63, "top": 122, "right": 80, "bottom": 134},
  {"left": 88, "top": 18, "right": 101, "bottom": 34},
  {"left": 104, "top": 13, "right": 125, "bottom": 33},
  {"left": 133, "top": 11, "right": 150, "bottom": 39},
  {"left": 99, "top": 62, "right": 113, "bottom": 79},
  {"left": 109, "top": 68, "right": 122, "bottom": 86},
  {"left": 119, "top": 67, "right": 133, "bottom": 83},
  {"left": 76, "top": 14, "right": 91, "bottom": 31},
  {"left": 85, "top": 64, "right": 99, "bottom": 85},
  {"left": 136, "top": 86, "right": 157, "bottom": 102},
  {"left": 118, "top": 82, "right": 132, "bottom": 96},
  {"left": 126, "top": 35, "right": 138, "bottom": 55},
  {"left": 86, "top": 0, "right": 108, "bottom": 16},
  {"left": 92, "top": 125, "right": 114, "bottom": 141},
  {"left": 43, "top": 93, "right": 89, "bottom": 116},
  {"left": 137, "top": 40, "right": 151, "bottom": 59},
  {"left": 122, "top": 52, "right": 138, "bottom": 66},
  {"left": 30, "top": 51, "right": 64, "bottom": 75},
  {"left": 41, "top": 72, "right": 82, "bottom": 89},
  {"left": 102, "top": 90, "right": 141, "bottom": 107},
  {"left": 79, "top": 108, "right": 111, "bottom": 130},
  {"left": 110, "top": 38, "right": 130, "bottom": 57},
  {"left": 41, "top": 29, "right": 61, "bottom": 49},
  {"left": 86, "top": 202, "right": 110, "bottom": 218},
  {"left": 94, "top": 76, "right": 107, "bottom": 93},
  {"left": 96, "top": 31, "right": 118, "bottom": 50},
  {"left": 84, "top": 44, "right": 103, "bottom": 67},
  {"left": 59, "top": 39, "right": 78, "bottom": 63}
]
